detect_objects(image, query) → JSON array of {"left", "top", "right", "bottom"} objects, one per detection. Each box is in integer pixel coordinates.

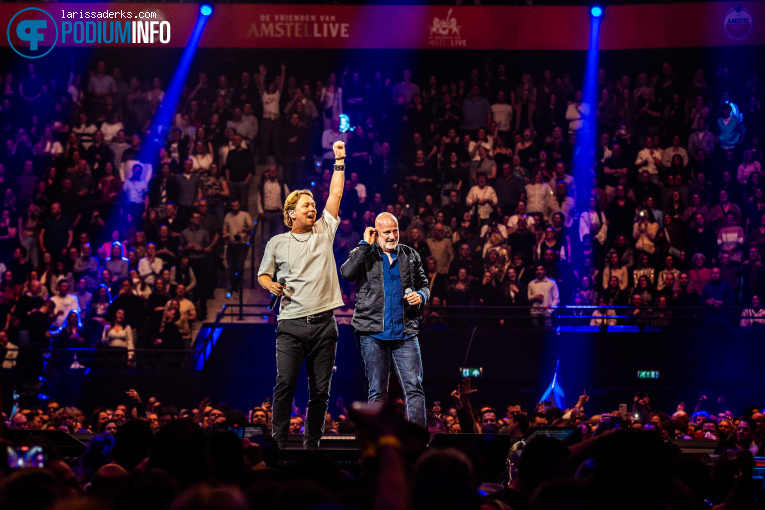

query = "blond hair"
[{"left": 283, "top": 189, "right": 314, "bottom": 227}]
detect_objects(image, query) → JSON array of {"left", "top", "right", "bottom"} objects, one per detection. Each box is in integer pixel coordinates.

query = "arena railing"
[{"left": 212, "top": 304, "right": 757, "bottom": 329}]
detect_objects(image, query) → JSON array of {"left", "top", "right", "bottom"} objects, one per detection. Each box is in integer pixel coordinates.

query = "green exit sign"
[
  {"left": 637, "top": 371, "right": 660, "bottom": 379},
  {"left": 459, "top": 367, "right": 483, "bottom": 378}
]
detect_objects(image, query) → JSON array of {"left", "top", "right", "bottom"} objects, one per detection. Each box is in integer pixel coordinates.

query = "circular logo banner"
[{"left": 723, "top": 6, "right": 753, "bottom": 40}]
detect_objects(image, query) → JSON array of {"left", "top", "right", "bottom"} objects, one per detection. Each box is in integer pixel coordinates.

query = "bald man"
[{"left": 340, "top": 213, "right": 430, "bottom": 428}]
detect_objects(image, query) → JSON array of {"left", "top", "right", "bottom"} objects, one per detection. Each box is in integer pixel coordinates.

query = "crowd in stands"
[
  {"left": 0, "top": 56, "right": 763, "bottom": 367},
  {"left": 0, "top": 12, "right": 763, "bottom": 510},
  {"left": 1, "top": 382, "right": 764, "bottom": 510}
]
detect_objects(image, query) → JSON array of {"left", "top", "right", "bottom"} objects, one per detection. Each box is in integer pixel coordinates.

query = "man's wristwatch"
[{"left": 334, "top": 162, "right": 345, "bottom": 171}]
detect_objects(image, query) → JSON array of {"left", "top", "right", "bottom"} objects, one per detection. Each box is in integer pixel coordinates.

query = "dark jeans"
[
  {"left": 226, "top": 243, "right": 248, "bottom": 291},
  {"left": 273, "top": 313, "right": 338, "bottom": 448},
  {"left": 358, "top": 335, "right": 426, "bottom": 429}
]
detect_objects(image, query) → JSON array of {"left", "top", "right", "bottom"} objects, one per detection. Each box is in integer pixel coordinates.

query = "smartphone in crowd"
[{"left": 7, "top": 445, "right": 47, "bottom": 469}]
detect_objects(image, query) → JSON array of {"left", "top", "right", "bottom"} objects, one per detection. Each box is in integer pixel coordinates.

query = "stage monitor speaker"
[
  {"left": 278, "top": 447, "right": 362, "bottom": 474},
  {"left": 670, "top": 439, "right": 721, "bottom": 466},
  {"left": 669, "top": 439, "right": 720, "bottom": 454},
  {"left": 523, "top": 427, "right": 583, "bottom": 446},
  {"left": 14, "top": 429, "right": 88, "bottom": 447},
  {"left": 75, "top": 433, "right": 96, "bottom": 443},
  {"left": 13, "top": 430, "right": 89, "bottom": 462},
  {"left": 284, "top": 434, "right": 358, "bottom": 450}
]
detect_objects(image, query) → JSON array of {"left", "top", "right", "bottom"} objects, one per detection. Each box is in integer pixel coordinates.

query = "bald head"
[
  {"left": 375, "top": 213, "right": 399, "bottom": 253},
  {"left": 375, "top": 212, "right": 398, "bottom": 229}
]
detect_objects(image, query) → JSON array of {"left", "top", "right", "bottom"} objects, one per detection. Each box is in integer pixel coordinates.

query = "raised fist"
[{"left": 333, "top": 141, "right": 346, "bottom": 160}]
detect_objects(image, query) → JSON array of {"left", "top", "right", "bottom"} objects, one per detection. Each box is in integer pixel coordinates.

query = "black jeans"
[{"left": 273, "top": 312, "right": 338, "bottom": 449}]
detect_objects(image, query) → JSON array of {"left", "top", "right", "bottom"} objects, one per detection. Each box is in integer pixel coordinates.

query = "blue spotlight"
[
  {"left": 540, "top": 360, "right": 566, "bottom": 409},
  {"left": 138, "top": 5, "right": 211, "bottom": 170},
  {"left": 572, "top": 2, "right": 603, "bottom": 205}
]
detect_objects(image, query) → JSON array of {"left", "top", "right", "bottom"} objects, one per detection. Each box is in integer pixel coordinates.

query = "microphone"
[
  {"left": 269, "top": 278, "right": 286, "bottom": 310},
  {"left": 404, "top": 288, "right": 413, "bottom": 308}
]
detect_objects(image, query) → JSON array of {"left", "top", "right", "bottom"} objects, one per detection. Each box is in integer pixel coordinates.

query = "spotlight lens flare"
[
  {"left": 590, "top": 6, "right": 603, "bottom": 17},
  {"left": 200, "top": 4, "right": 213, "bottom": 16},
  {"left": 339, "top": 114, "right": 352, "bottom": 133}
]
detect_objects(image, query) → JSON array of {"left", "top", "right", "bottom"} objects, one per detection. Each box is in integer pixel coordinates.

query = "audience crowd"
[
  {"left": 0, "top": 17, "right": 763, "bottom": 510},
  {"left": 0, "top": 382, "right": 764, "bottom": 510},
  {"left": 1, "top": 57, "right": 763, "bottom": 359}
]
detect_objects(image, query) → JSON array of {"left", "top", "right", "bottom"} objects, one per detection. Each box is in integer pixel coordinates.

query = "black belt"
[
  {"left": 301, "top": 310, "right": 334, "bottom": 324},
  {"left": 265, "top": 209, "right": 281, "bottom": 213}
]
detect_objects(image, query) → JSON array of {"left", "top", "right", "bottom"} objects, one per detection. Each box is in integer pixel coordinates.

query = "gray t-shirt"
[{"left": 258, "top": 209, "right": 344, "bottom": 320}]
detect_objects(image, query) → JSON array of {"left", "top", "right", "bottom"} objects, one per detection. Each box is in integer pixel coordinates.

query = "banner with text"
[{"left": 1, "top": 2, "right": 761, "bottom": 54}]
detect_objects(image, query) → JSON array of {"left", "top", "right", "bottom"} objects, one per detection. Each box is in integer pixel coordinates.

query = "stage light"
[
  {"left": 572, "top": 1, "right": 602, "bottom": 202},
  {"left": 339, "top": 114, "right": 353, "bottom": 133},
  {"left": 540, "top": 360, "right": 566, "bottom": 410},
  {"left": 135, "top": 2, "right": 211, "bottom": 192}
]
